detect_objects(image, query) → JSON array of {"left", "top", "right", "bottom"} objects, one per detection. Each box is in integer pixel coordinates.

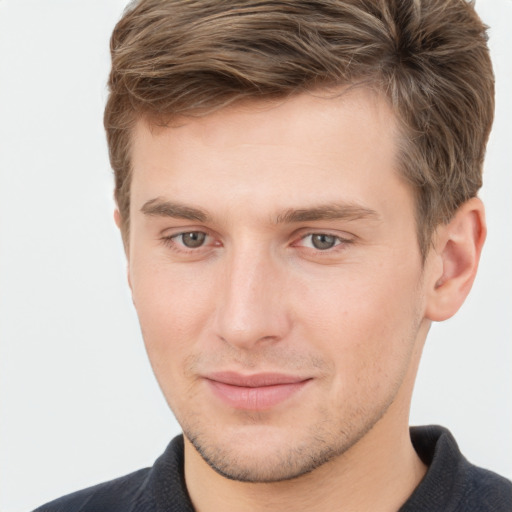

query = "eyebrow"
[
  {"left": 141, "top": 197, "right": 379, "bottom": 224},
  {"left": 141, "top": 197, "right": 209, "bottom": 222},
  {"left": 274, "top": 204, "right": 379, "bottom": 224}
]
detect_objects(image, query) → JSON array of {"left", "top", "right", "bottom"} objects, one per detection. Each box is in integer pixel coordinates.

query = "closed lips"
[{"left": 204, "top": 372, "right": 312, "bottom": 410}]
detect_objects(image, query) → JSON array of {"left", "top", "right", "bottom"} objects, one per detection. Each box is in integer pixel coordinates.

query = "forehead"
[
  {"left": 129, "top": 88, "right": 410, "bottom": 223},
  {"left": 133, "top": 87, "right": 396, "bottom": 151}
]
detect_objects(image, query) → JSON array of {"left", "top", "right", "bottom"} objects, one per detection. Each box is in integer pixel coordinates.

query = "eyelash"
[
  {"left": 160, "top": 231, "right": 353, "bottom": 255},
  {"left": 161, "top": 231, "right": 217, "bottom": 253},
  {"left": 296, "top": 233, "right": 353, "bottom": 252}
]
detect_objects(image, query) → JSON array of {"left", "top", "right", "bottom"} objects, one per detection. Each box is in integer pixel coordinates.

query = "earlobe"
[
  {"left": 114, "top": 209, "right": 122, "bottom": 229},
  {"left": 113, "top": 208, "right": 133, "bottom": 291},
  {"left": 425, "top": 198, "right": 486, "bottom": 322}
]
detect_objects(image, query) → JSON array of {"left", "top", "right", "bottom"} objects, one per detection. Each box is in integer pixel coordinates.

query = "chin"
[
  {"left": 182, "top": 418, "right": 366, "bottom": 483},
  {"left": 187, "top": 431, "right": 337, "bottom": 482}
]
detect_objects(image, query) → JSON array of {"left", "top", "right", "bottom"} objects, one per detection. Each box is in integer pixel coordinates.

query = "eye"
[
  {"left": 309, "top": 234, "right": 339, "bottom": 250},
  {"left": 300, "top": 233, "right": 344, "bottom": 250},
  {"left": 173, "top": 231, "right": 208, "bottom": 248}
]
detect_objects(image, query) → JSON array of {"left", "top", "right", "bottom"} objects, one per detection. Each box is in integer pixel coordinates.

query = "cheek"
[
  {"left": 293, "top": 262, "right": 423, "bottom": 381},
  {"left": 130, "top": 259, "right": 214, "bottom": 371}
]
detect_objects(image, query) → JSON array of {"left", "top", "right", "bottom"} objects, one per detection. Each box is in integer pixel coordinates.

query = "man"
[{"left": 34, "top": 0, "right": 512, "bottom": 511}]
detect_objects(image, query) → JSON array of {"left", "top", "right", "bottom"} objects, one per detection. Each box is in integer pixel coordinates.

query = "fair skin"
[{"left": 120, "top": 88, "right": 485, "bottom": 512}]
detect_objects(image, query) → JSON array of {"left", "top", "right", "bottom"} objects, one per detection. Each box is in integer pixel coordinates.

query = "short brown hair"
[{"left": 105, "top": 0, "right": 494, "bottom": 256}]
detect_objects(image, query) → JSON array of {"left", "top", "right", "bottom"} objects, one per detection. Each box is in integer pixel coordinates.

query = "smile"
[{"left": 204, "top": 372, "right": 312, "bottom": 410}]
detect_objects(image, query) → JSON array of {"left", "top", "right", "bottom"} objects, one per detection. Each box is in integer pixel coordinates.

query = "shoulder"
[
  {"left": 456, "top": 463, "right": 512, "bottom": 511},
  {"left": 32, "top": 468, "right": 153, "bottom": 512},
  {"left": 402, "top": 425, "right": 512, "bottom": 512},
  {"left": 32, "top": 435, "right": 190, "bottom": 512}
]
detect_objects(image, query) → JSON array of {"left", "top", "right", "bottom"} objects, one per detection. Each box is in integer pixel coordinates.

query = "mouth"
[{"left": 203, "top": 372, "right": 312, "bottom": 410}]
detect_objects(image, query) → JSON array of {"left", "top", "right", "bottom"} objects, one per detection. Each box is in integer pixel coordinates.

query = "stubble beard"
[
  {"left": 169, "top": 310, "right": 424, "bottom": 484},
  {"left": 180, "top": 397, "right": 396, "bottom": 484}
]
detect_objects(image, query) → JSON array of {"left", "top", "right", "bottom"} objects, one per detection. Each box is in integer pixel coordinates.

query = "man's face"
[{"left": 127, "top": 89, "right": 433, "bottom": 482}]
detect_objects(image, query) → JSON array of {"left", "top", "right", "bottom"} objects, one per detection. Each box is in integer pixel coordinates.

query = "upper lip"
[{"left": 205, "top": 372, "right": 311, "bottom": 388}]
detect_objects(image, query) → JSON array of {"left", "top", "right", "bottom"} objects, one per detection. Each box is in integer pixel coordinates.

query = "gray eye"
[
  {"left": 180, "top": 232, "right": 206, "bottom": 248},
  {"left": 311, "top": 234, "right": 337, "bottom": 250}
]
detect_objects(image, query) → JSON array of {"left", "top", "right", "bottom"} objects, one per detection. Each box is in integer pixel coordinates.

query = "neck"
[{"left": 184, "top": 412, "right": 426, "bottom": 512}]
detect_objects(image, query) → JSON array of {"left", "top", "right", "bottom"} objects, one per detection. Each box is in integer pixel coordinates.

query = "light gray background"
[{"left": 0, "top": 1, "right": 510, "bottom": 511}]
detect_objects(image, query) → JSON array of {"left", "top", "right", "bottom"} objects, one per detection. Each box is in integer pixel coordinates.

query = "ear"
[
  {"left": 114, "top": 208, "right": 122, "bottom": 229},
  {"left": 425, "top": 197, "right": 486, "bottom": 322},
  {"left": 114, "top": 208, "right": 129, "bottom": 254},
  {"left": 113, "top": 209, "right": 132, "bottom": 291}
]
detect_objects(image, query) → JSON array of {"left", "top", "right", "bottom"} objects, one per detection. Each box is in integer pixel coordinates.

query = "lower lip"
[{"left": 206, "top": 379, "right": 310, "bottom": 410}]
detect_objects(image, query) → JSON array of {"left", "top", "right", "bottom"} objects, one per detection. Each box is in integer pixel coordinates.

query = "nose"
[{"left": 213, "top": 244, "right": 291, "bottom": 350}]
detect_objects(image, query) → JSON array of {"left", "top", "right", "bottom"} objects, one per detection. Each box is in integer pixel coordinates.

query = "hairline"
[{"left": 116, "top": 83, "right": 435, "bottom": 261}]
